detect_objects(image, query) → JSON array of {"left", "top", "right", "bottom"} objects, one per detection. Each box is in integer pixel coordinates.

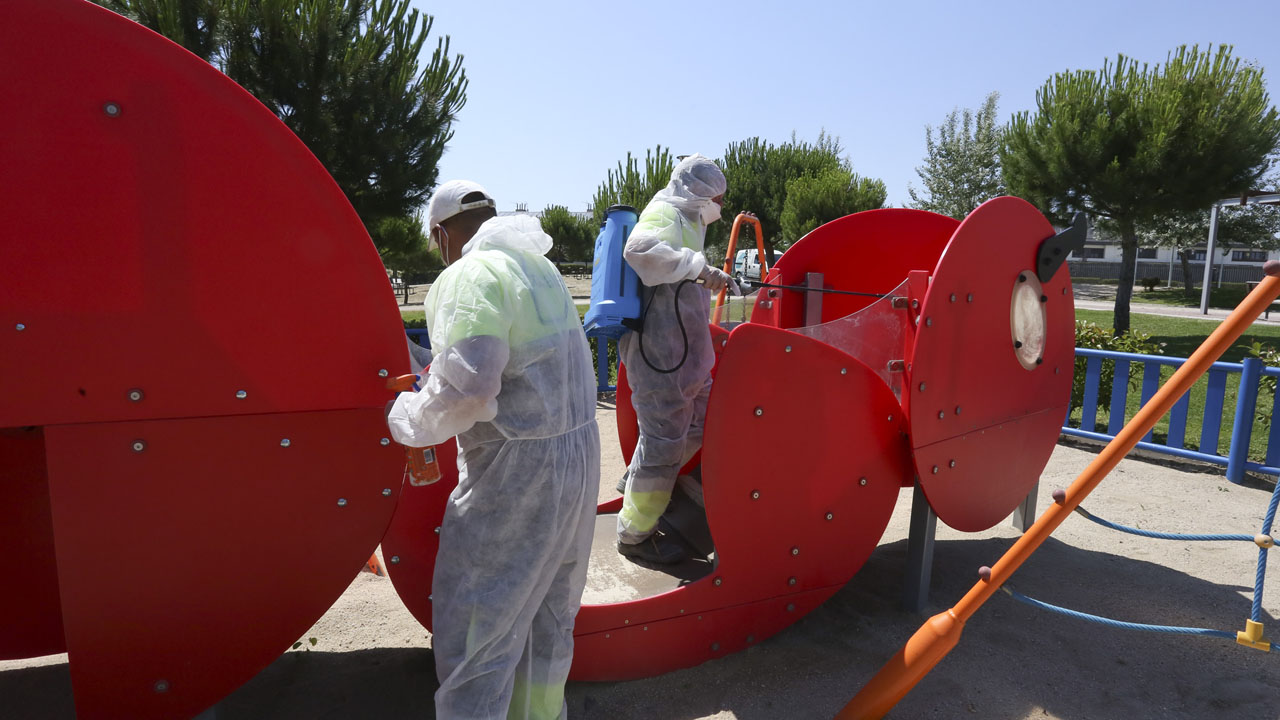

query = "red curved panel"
[
  {"left": 907, "top": 197, "right": 1074, "bottom": 531},
  {"left": 1, "top": 1, "right": 409, "bottom": 716},
  {"left": 0, "top": 0, "right": 406, "bottom": 429},
  {"left": 616, "top": 323, "right": 730, "bottom": 469},
  {"left": 569, "top": 323, "right": 909, "bottom": 680},
  {"left": 756, "top": 209, "right": 959, "bottom": 329},
  {"left": 44, "top": 410, "right": 403, "bottom": 720},
  {"left": 0, "top": 428, "right": 65, "bottom": 659},
  {"left": 380, "top": 440, "right": 460, "bottom": 632}
]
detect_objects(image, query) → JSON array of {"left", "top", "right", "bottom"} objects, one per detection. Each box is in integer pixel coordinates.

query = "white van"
[{"left": 732, "top": 249, "right": 768, "bottom": 286}]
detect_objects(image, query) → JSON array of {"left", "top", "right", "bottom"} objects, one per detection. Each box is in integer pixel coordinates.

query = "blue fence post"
[{"left": 1226, "top": 356, "right": 1262, "bottom": 485}]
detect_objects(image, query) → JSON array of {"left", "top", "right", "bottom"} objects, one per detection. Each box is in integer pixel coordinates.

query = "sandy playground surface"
[{"left": 3, "top": 400, "right": 1278, "bottom": 719}]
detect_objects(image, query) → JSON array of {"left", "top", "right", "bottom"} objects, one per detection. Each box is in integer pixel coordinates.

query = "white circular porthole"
[{"left": 1010, "top": 270, "right": 1047, "bottom": 371}]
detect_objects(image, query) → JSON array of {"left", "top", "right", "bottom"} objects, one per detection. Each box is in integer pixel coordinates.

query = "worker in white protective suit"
[
  {"left": 386, "top": 180, "right": 599, "bottom": 720},
  {"left": 616, "top": 154, "right": 739, "bottom": 565}
]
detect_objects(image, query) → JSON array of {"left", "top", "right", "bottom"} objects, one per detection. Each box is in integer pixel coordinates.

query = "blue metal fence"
[{"left": 1063, "top": 347, "right": 1280, "bottom": 483}]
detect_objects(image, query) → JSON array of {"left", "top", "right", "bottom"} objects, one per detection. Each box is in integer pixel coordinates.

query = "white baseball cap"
[{"left": 426, "top": 180, "right": 496, "bottom": 248}]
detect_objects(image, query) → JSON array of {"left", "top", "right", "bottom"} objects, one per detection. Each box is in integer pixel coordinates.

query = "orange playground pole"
[
  {"left": 712, "top": 212, "right": 768, "bottom": 325},
  {"left": 836, "top": 261, "right": 1280, "bottom": 720}
]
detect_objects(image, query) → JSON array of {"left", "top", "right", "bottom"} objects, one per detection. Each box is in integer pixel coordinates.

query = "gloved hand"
[{"left": 698, "top": 264, "right": 733, "bottom": 293}]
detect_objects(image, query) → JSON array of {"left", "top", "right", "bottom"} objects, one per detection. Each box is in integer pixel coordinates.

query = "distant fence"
[
  {"left": 1064, "top": 347, "right": 1280, "bottom": 483},
  {"left": 1068, "top": 260, "right": 1267, "bottom": 284}
]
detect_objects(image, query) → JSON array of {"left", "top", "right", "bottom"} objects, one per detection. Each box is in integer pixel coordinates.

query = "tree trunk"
[
  {"left": 1113, "top": 220, "right": 1138, "bottom": 335},
  {"left": 1179, "top": 251, "right": 1195, "bottom": 299}
]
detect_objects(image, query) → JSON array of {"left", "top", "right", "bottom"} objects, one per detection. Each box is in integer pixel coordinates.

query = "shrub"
[
  {"left": 1139, "top": 277, "right": 1160, "bottom": 292},
  {"left": 1243, "top": 341, "right": 1280, "bottom": 427},
  {"left": 1072, "top": 321, "right": 1165, "bottom": 428}
]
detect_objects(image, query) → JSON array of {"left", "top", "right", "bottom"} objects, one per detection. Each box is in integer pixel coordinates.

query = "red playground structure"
[{"left": 2, "top": 1, "right": 1078, "bottom": 716}]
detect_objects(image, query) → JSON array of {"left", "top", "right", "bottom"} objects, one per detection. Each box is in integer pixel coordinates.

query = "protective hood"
[
  {"left": 461, "top": 215, "right": 554, "bottom": 258},
  {"left": 651, "top": 154, "right": 726, "bottom": 222}
]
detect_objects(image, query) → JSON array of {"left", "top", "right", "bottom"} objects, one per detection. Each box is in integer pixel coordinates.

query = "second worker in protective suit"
[
  {"left": 386, "top": 180, "right": 599, "bottom": 720},
  {"left": 616, "top": 154, "right": 737, "bottom": 565}
]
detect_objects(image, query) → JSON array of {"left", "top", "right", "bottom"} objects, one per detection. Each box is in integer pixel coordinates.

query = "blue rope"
[
  {"left": 1074, "top": 507, "right": 1255, "bottom": 542},
  {"left": 1002, "top": 587, "right": 1236, "bottom": 640},
  {"left": 1254, "top": 481, "right": 1280, "bottom": 623}
]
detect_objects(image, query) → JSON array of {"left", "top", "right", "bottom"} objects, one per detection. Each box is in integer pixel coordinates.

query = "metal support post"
[{"left": 903, "top": 482, "right": 937, "bottom": 613}]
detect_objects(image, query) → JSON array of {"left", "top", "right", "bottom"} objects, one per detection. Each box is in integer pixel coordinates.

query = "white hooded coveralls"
[{"left": 387, "top": 215, "right": 599, "bottom": 720}]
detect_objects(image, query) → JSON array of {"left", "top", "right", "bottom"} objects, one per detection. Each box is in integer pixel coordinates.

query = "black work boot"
[{"left": 617, "top": 531, "right": 689, "bottom": 565}]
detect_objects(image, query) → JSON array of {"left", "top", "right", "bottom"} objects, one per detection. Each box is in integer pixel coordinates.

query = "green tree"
[
  {"left": 715, "top": 131, "right": 857, "bottom": 256},
  {"left": 376, "top": 215, "right": 441, "bottom": 302},
  {"left": 540, "top": 206, "right": 597, "bottom": 263},
  {"left": 909, "top": 92, "right": 1005, "bottom": 219},
  {"left": 780, "top": 168, "right": 887, "bottom": 242},
  {"left": 591, "top": 146, "right": 675, "bottom": 226},
  {"left": 97, "top": 0, "right": 467, "bottom": 264},
  {"left": 1003, "top": 45, "right": 1280, "bottom": 333}
]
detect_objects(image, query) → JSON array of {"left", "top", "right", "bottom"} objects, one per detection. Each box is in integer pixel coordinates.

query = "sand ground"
[{"left": 2, "top": 398, "right": 1277, "bottom": 719}]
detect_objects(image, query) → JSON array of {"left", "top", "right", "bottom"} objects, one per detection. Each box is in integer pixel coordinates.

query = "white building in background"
[{"left": 1068, "top": 223, "right": 1279, "bottom": 285}]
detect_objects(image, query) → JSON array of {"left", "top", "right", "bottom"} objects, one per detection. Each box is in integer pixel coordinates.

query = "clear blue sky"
[{"left": 416, "top": 0, "right": 1280, "bottom": 214}]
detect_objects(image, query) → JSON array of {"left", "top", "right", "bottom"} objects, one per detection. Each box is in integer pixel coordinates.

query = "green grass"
[
  {"left": 1130, "top": 282, "right": 1252, "bottom": 310},
  {"left": 1074, "top": 309, "right": 1280, "bottom": 362},
  {"left": 1072, "top": 308, "right": 1280, "bottom": 465}
]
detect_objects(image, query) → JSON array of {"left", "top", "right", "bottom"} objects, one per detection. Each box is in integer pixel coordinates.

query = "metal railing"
[{"left": 1063, "top": 347, "right": 1280, "bottom": 483}]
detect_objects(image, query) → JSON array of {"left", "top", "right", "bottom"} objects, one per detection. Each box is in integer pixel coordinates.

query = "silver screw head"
[
  {"left": 131, "top": 440, "right": 146, "bottom": 452},
  {"left": 918, "top": 382, "right": 926, "bottom": 392},
  {"left": 153, "top": 679, "right": 169, "bottom": 693},
  {"left": 721, "top": 338, "right": 727, "bottom": 347},
  {"left": 378, "top": 369, "right": 389, "bottom": 377},
  {"left": 15, "top": 323, "right": 25, "bottom": 331},
  {"left": 950, "top": 293, "right": 957, "bottom": 302},
  {"left": 434, "top": 526, "right": 441, "bottom": 534},
  {"left": 790, "top": 547, "right": 800, "bottom": 556},
  {"left": 754, "top": 407, "right": 763, "bottom": 417},
  {"left": 955, "top": 406, "right": 962, "bottom": 415},
  {"left": 713, "top": 576, "right": 723, "bottom": 586},
  {"left": 382, "top": 488, "right": 392, "bottom": 496},
  {"left": 784, "top": 345, "right": 792, "bottom": 353},
  {"left": 380, "top": 437, "right": 390, "bottom": 446},
  {"left": 235, "top": 390, "right": 247, "bottom": 399},
  {"left": 280, "top": 439, "right": 291, "bottom": 447},
  {"left": 967, "top": 293, "right": 974, "bottom": 302},
  {"left": 949, "top": 460, "right": 957, "bottom": 468},
  {"left": 937, "top": 411, "right": 945, "bottom": 419},
  {"left": 751, "top": 490, "right": 760, "bottom": 500},
  {"left": 925, "top": 317, "right": 933, "bottom": 327},
  {"left": 786, "top": 603, "right": 796, "bottom": 612},
  {"left": 840, "top": 367, "right": 847, "bottom": 375},
  {"left": 859, "top": 477, "right": 868, "bottom": 486},
  {"left": 825, "top": 512, "right": 834, "bottom": 520},
  {"left": 337, "top": 498, "right": 347, "bottom": 507},
  {"left": 788, "top": 577, "right": 797, "bottom": 586},
  {"left": 104, "top": 102, "right": 121, "bottom": 117},
  {"left": 932, "top": 465, "right": 939, "bottom": 474},
  {"left": 711, "top": 642, "right": 720, "bottom": 651},
  {"left": 390, "top": 555, "right": 400, "bottom": 564},
  {"left": 127, "top": 389, "right": 143, "bottom": 402}
]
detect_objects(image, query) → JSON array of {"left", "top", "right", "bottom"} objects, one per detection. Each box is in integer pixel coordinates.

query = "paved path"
[{"left": 1073, "top": 283, "right": 1280, "bottom": 325}]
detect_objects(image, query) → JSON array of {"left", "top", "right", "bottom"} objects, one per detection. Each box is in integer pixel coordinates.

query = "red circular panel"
[{"left": 907, "top": 197, "right": 1074, "bottom": 531}]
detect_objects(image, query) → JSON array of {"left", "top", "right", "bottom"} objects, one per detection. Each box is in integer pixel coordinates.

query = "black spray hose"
[
  {"left": 751, "top": 281, "right": 887, "bottom": 299},
  {"left": 637, "top": 279, "right": 694, "bottom": 375}
]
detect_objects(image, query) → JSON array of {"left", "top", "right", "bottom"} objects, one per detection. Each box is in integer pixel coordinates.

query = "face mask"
[
  {"left": 435, "top": 225, "right": 452, "bottom": 265},
  {"left": 700, "top": 201, "right": 722, "bottom": 225}
]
